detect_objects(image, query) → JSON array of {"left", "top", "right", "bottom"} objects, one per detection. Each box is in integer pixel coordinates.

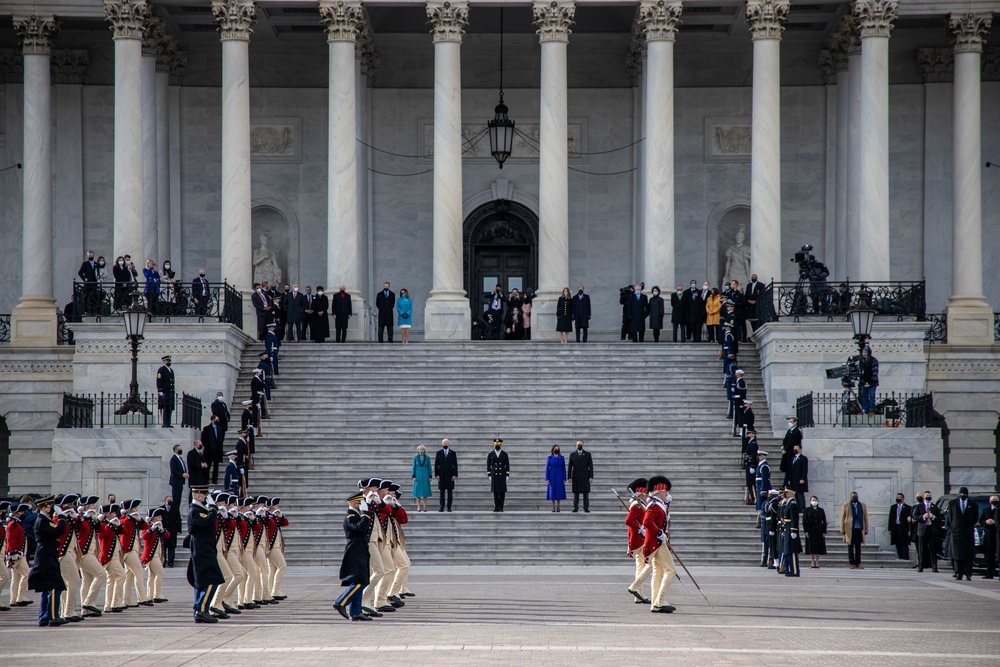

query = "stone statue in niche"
[
  {"left": 253, "top": 233, "right": 283, "bottom": 286},
  {"left": 723, "top": 224, "right": 752, "bottom": 287}
]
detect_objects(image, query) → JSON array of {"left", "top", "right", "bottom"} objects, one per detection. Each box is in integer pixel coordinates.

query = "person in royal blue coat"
[{"left": 545, "top": 445, "right": 567, "bottom": 512}]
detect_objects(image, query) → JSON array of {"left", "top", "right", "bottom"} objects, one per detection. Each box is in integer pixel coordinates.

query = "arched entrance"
[{"left": 463, "top": 200, "right": 539, "bottom": 315}]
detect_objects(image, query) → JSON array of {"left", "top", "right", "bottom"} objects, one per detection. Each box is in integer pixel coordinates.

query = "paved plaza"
[{"left": 1, "top": 565, "right": 998, "bottom": 666}]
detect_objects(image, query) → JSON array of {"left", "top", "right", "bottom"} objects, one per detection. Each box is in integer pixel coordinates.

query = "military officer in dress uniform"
[
  {"left": 251, "top": 496, "right": 275, "bottom": 606},
  {"left": 76, "top": 496, "right": 106, "bottom": 616},
  {"left": 187, "top": 485, "right": 225, "bottom": 623},
  {"left": 641, "top": 476, "right": 677, "bottom": 613},
  {"left": 334, "top": 491, "right": 373, "bottom": 621},
  {"left": 755, "top": 450, "right": 772, "bottom": 513},
  {"left": 95, "top": 504, "right": 125, "bottom": 613},
  {"left": 265, "top": 322, "right": 280, "bottom": 375},
  {"left": 742, "top": 430, "right": 759, "bottom": 506},
  {"left": 487, "top": 439, "right": 510, "bottom": 512},
  {"left": 224, "top": 451, "right": 241, "bottom": 495},
  {"left": 156, "top": 355, "right": 176, "bottom": 428},
  {"left": 29, "top": 495, "right": 69, "bottom": 627},
  {"left": 624, "top": 478, "right": 652, "bottom": 604},
  {"left": 760, "top": 489, "right": 780, "bottom": 567},
  {"left": 141, "top": 507, "right": 170, "bottom": 603},
  {"left": 779, "top": 488, "right": 802, "bottom": 577},
  {"left": 731, "top": 370, "right": 747, "bottom": 437},
  {"left": 235, "top": 431, "right": 251, "bottom": 494},
  {"left": 208, "top": 492, "right": 234, "bottom": 619},
  {"left": 53, "top": 494, "right": 83, "bottom": 622},
  {"left": 216, "top": 495, "right": 245, "bottom": 615}
]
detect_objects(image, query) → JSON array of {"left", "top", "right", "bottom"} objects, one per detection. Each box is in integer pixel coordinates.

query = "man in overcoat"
[
  {"left": 28, "top": 495, "right": 68, "bottom": 627},
  {"left": 434, "top": 439, "right": 459, "bottom": 512},
  {"left": 333, "top": 492, "right": 372, "bottom": 621},
  {"left": 487, "top": 439, "right": 510, "bottom": 512},
  {"left": 375, "top": 281, "right": 396, "bottom": 343},
  {"left": 948, "top": 487, "right": 979, "bottom": 581},
  {"left": 187, "top": 485, "right": 225, "bottom": 623},
  {"left": 568, "top": 440, "right": 594, "bottom": 513}
]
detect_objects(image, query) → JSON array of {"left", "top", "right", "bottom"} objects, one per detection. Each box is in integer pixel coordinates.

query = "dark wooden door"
[{"left": 474, "top": 246, "right": 531, "bottom": 313}]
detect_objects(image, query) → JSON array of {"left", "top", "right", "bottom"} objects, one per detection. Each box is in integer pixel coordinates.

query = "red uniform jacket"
[
  {"left": 97, "top": 521, "right": 122, "bottom": 565},
  {"left": 118, "top": 514, "right": 147, "bottom": 554},
  {"left": 76, "top": 517, "right": 99, "bottom": 556},
  {"left": 56, "top": 517, "right": 79, "bottom": 557},
  {"left": 641, "top": 498, "right": 669, "bottom": 560},
  {"left": 265, "top": 514, "right": 289, "bottom": 550},
  {"left": 236, "top": 515, "right": 252, "bottom": 549},
  {"left": 4, "top": 519, "right": 25, "bottom": 557},
  {"left": 139, "top": 526, "right": 170, "bottom": 565},
  {"left": 251, "top": 516, "right": 265, "bottom": 547},
  {"left": 625, "top": 501, "right": 646, "bottom": 553},
  {"left": 391, "top": 506, "right": 408, "bottom": 525},
  {"left": 223, "top": 517, "right": 239, "bottom": 551}
]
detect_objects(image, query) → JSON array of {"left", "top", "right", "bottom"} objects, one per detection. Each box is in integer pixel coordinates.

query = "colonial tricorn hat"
[
  {"left": 359, "top": 478, "right": 381, "bottom": 490},
  {"left": 254, "top": 495, "right": 269, "bottom": 505},
  {"left": 14, "top": 503, "right": 32, "bottom": 513},
  {"left": 628, "top": 478, "right": 648, "bottom": 494},
  {"left": 82, "top": 495, "right": 100, "bottom": 506},
  {"left": 148, "top": 507, "right": 166, "bottom": 519},
  {"left": 238, "top": 497, "right": 252, "bottom": 508},
  {"left": 387, "top": 483, "right": 400, "bottom": 493},
  {"left": 0, "top": 500, "right": 11, "bottom": 511},
  {"left": 102, "top": 503, "right": 121, "bottom": 514},
  {"left": 378, "top": 480, "right": 394, "bottom": 490},
  {"left": 268, "top": 497, "right": 280, "bottom": 507},
  {"left": 60, "top": 493, "right": 81, "bottom": 506}
]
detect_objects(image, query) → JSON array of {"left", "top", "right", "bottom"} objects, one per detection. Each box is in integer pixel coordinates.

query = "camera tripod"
[{"left": 836, "top": 379, "right": 863, "bottom": 427}]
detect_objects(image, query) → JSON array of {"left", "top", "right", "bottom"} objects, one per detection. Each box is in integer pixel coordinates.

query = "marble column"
[
  {"left": 831, "top": 29, "right": 850, "bottom": 281},
  {"left": 104, "top": 0, "right": 148, "bottom": 262},
  {"left": 154, "top": 32, "right": 174, "bottom": 265},
  {"left": 845, "top": 17, "right": 862, "bottom": 279},
  {"left": 854, "top": 0, "right": 896, "bottom": 282},
  {"left": 212, "top": 0, "right": 256, "bottom": 333},
  {"left": 320, "top": 0, "right": 365, "bottom": 340},
  {"left": 746, "top": 0, "right": 788, "bottom": 286},
  {"left": 532, "top": 0, "right": 574, "bottom": 341},
  {"left": 141, "top": 18, "right": 160, "bottom": 264},
  {"left": 423, "top": 1, "right": 470, "bottom": 340},
  {"left": 638, "top": 1, "right": 681, "bottom": 289},
  {"left": 946, "top": 13, "right": 994, "bottom": 345},
  {"left": 10, "top": 15, "right": 59, "bottom": 347}
]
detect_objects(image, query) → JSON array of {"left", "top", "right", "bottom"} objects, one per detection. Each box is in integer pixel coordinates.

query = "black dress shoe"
[
  {"left": 110, "top": 607, "right": 125, "bottom": 613},
  {"left": 195, "top": 611, "right": 219, "bottom": 623},
  {"left": 153, "top": 598, "right": 169, "bottom": 603},
  {"left": 223, "top": 603, "right": 242, "bottom": 614},
  {"left": 210, "top": 607, "right": 230, "bottom": 619},
  {"left": 651, "top": 605, "right": 675, "bottom": 613},
  {"left": 333, "top": 603, "right": 350, "bottom": 620},
  {"left": 351, "top": 614, "right": 372, "bottom": 621},
  {"left": 128, "top": 603, "right": 140, "bottom": 608},
  {"left": 38, "top": 620, "right": 49, "bottom": 627},
  {"left": 446, "top": 508, "right": 452, "bottom": 512},
  {"left": 273, "top": 595, "right": 287, "bottom": 600},
  {"left": 376, "top": 605, "right": 396, "bottom": 612},
  {"left": 965, "top": 575, "right": 972, "bottom": 581},
  {"left": 49, "top": 618, "right": 69, "bottom": 627},
  {"left": 139, "top": 600, "right": 154, "bottom": 607},
  {"left": 83, "top": 606, "right": 102, "bottom": 616},
  {"left": 401, "top": 592, "right": 416, "bottom": 598},
  {"left": 362, "top": 606, "right": 383, "bottom": 617},
  {"left": 0, "top": 606, "right": 9, "bottom": 611},
  {"left": 68, "top": 616, "right": 84, "bottom": 622},
  {"left": 438, "top": 508, "right": 444, "bottom": 512},
  {"left": 15, "top": 600, "right": 33, "bottom": 607}
]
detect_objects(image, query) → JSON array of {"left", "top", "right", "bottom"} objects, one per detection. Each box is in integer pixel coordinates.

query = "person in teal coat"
[
  {"left": 411, "top": 444, "right": 432, "bottom": 511},
  {"left": 545, "top": 445, "right": 567, "bottom": 512},
  {"left": 397, "top": 288, "right": 413, "bottom": 344}
]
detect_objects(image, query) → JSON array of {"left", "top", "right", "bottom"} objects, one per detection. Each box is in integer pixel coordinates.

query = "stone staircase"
[{"left": 230, "top": 341, "right": 907, "bottom": 568}]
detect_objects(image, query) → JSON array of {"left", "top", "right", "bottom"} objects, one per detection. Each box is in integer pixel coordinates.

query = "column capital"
[
  {"left": 639, "top": 1, "right": 682, "bottom": 43},
  {"left": 853, "top": 0, "right": 897, "bottom": 39},
  {"left": 625, "top": 23, "right": 645, "bottom": 86},
  {"left": 104, "top": 0, "right": 149, "bottom": 41},
  {"left": 840, "top": 14, "right": 862, "bottom": 55},
  {"left": 426, "top": 1, "right": 468, "bottom": 44},
  {"left": 212, "top": 0, "right": 256, "bottom": 42},
  {"left": 51, "top": 49, "right": 90, "bottom": 84},
  {"left": 819, "top": 50, "right": 836, "bottom": 83},
  {"left": 949, "top": 12, "right": 992, "bottom": 54},
  {"left": 533, "top": 1, "right": 575, "bottom": 44},
  {"left": 143, "top": 16, "right": 165, "bottom": 57},
  {"left": 13, "top": 15, "right": 59, "bottom": 56},
  {"left": 828, "top": 27, "right": 850, "bottom": 71},
  {"left": 745, "top": 0, "right": 789, "bottom": 40},
  {"left": 320, "top": 0, "right": 363, "bottom": 43},
  {"left": 917, "top": 47, "right": 953, "bottom": 83},
  {"left": 155, "top": 30, "right": 178, "bottom": 73},
  {"left": 359, "top": 18, "right": 380, "bottom": 80},
  {"left": 168, "top": 50, "right": 188, "bottom": 85}
]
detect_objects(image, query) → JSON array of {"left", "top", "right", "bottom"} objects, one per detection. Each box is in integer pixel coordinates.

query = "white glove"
[
  {"left": 365, "top": 491, "right": 378, "bottom": 504},
  {"left": 749, "top": 467, "right": 756, "bottom": 474},
  {"left": 664, "top": 493, "right": 673, "bottom": 504},
  {"left": 110, "top": 518, "right": 120, "bottom": 526},
  {"left": 791, "top": 532, "right": 798, "bottom": 539},
  {"left": 768, "top": 531, "right": 775, "bottom": 536},
  {"left": 53, "top": 506, "right": 65, "bottom": 516},
  {"left": 637, "top": 526, "right": 646, "bottom": 536},
  {"left": 97, "top": 513, "right": 105, "bottom": 522},
  {"left": 239, "top": 469, "right": 245, "bottom": 475},
  {"left": 218, "top": 508, "right": 229, "bottom": 518},
  {"left": 274, "top": 510, "right": 282, "bottom": 518},
  {"left": 158, "top": 392, "right": 163, "bottom": 397},
  {"left": 206, "top": 496, "right": 216, "bottom": 507},
  {"left": 358, "top": 500, "right": 369, "bottom": 513}
]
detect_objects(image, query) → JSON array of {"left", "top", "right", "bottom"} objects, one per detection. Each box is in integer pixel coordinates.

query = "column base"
[
  {"left": 345, "top": 291, "right": 367, "bottom": 341},
  {"left": 527, "top": 291, "right": 560, "bottom": 341},
  {"left": 945, "top": 296, "right": 995, "bottom": 345},
  {"left": 10, "top": 297, "right": 59, "bottom": 347},
  {"left": 241, "top": 293, "right": 257, "bottom": 339},
  {"left": 423, "top": 291, "right": 471, "bottom": 341}
]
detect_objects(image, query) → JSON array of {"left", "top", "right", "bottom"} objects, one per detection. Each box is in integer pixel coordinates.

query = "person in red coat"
[
  {"left": 0, "top": 500, "right": 10, "bottom": 611},
  {"left": 96, "top": 505, "right": 126, "bottom": 613},
  {"left": 119, "top": 499, "right": 153, "bottom": 607},
  {"left": 54, "top": 493, "right": 83, "bottom": 622},
  {"left": 641, "top": 476, "right": 677, "bottom": 614},
  {"left": 264, "top": 498, "right": 289, "bottom": 601},
  {"left": 76, "top": 496, "right": 106, "bottom": 616},
  {"left": 141, "top": 508, "right": 170, "bottom": 603},
  {"left": 624, "top": 478, "right": 651, "bottom": 605},
  {"left": 5, "top": 503, "right": 31, "bottom": 606}
]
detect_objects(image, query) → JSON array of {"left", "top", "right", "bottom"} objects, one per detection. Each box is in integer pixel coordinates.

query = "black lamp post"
[
  {"left": 115, "top": 290, "right": 151, "bottom": 415},
  {"left": 847, "top": 303, "right": 876, "bottom": 354},
  {"left": 488, "top": 8, "right": 514, "bottom": 168}
]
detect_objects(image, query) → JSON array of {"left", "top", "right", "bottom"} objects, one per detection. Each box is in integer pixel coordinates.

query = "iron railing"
[
  {"left": 59, "top": 391, "right": 203, "bottom": 428},
  {"left": 0, "top": 312, "right": 74, "bottom": 345},
  {"left": 0, "top": 314, "right": 9, "bottom": 344},
  {"left": 794, "top": 390, "right": 934, "bottom": 428},
  {"left": 923, "top": 312, "right": 1000, "bottom": 344},
  {"left": 72, "top": 280, "right": 243, "bottom": 326},
  {"left": 757, "top": 280, "right": 926, "bottom": 324}
]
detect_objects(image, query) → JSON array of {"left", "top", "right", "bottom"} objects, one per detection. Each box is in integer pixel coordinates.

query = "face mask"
[
  {"left": 652, "top": 291, "right": 659, "bottom": 296},
  {"left": 896, "top": 499, "right": 903, "bottom": 504},
  {"left": 495, "top": 446, "right": 501, "bottom": 451},
  {"left": 563, "top": 292, "right": 569, "bottom": 297},
  {"left": 851, "top": 497, "right": 858, "bottom": 503},
  {"left": 200, "top": 273, "right": 205, "bottom": 277},
  {"left": 960, "top": 495, "right": 968, "bottom": 500},
  {"left": 164, "top": 264, "right": 170, "bottom": 270},
  {"left": 703, "top": 284, "right": 709, "bottom": 289},
  {"left": 577, "top": 446, "right": 583, "bottom": 451},
  {"left": 553, "top": 450, "right": 560, "bottom": 455},
  {"left": 788, "top": 422, "right": 795, "bottom": 428},
  {"left": 676, "top": 290, "right": 682, "bottom": 295},
  {"left": 811, "top": 501, "right": 818, "bottom": 507},
  {"left": 690, "top": 283, "right": 696, "bottom": 289},
  {"left": 340, "top": 289, "right": 345, "bottom": 294},
  {"left": 419, "top": 452, "right": 425, "bottom": 457},
  {"left": 118, "top": 261, "right": 125, "bottom": 266},
  {"left": 317, "top": 291, "right": 323, "bottom": 296},
  {"left": 99, "top": 261, "right": 105, "bottom": 267},
  {"left": 443, "top": 447, "right": 448, "bottom": 451},
  {"left": 924, "top": 497, "right": 932, "bottom": 502},
  {"left": 293, "top": 288, "right": 298, "bottom": 293}
]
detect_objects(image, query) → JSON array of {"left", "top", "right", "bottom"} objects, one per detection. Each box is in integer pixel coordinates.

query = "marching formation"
[
  {"left": 620, "top": 476, "right": 679, "bottom": 613},
  {"left": 334, "top": 479, "right": 413, "bottom": 621}
]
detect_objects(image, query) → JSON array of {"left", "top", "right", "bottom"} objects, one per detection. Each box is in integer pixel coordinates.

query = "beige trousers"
[
  {"left": 145, "top": 556, "right": 164, "bottom": 600},
  {"left": 211, "top": 547, "right": 234, "bottom": 610},
  {"left": 9, "top": 557, "right": 28, "bottom": 603},
  {"left": 253, "top": 543, "right": 269, "bottom": 601},
  {"left": 59, "top": 548, "right": 82, "bottom": 617},
  {"left": 361, "top": 541, "right": 387, "bottom": 608},
  {"left": 388, "top": 545, "right": 410, "bottom": 597},
  {"left": 240, "top": 543, "right": 257, "bottom": 604},
  {"left": 266, "top": 547, "right": 286, "bottom": 598},
  {"left": 226, "top": 548, "right": 245, "bottom": 606},
  {"left": 0, "top": 561, "right": 9, "bottom": 605},
  {"left": 79, "top": 553, "right": 106, "bottom": 607},
  {"left": 649, "top": 544, "right": 677, "bottom": 608},
  {"left": 122, "top": 550, "right": 149, "bottom": 604},
  {"left": 104, "top": 555, "right": 125, "bottom": 611},
  {"left": 629, "top": 548, "right": 652, "bottom": 595},
  {"left": 373, "top": 540, "right": 397, "bottom": 607}
]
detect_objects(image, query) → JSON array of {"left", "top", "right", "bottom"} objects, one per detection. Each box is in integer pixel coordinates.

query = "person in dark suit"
[
  {"left": 186, "top": 441, "right": 209, "bottom": 503},
  {"left": 682, "top": 280, "right": 704, "bottom": 342},
  {"left": 434, "top": 439, "right": 458, "bottom": 512},
  {"left": 301, "top": 286, "right": 314, "bottom": 341},
  {"left": 741, "top": 399, "right": 756, "bottom": 444},
  {"left": 78, "top": 251, "right": 98, "bottom": 283},
  {"left": 628, "top": 287, "right": 649, "bottom": 343},
  {"left": 568, "top": 440, "right": 594, "bottom": 513},
  {"left": 728, "top": 281, "right": 747, "bottom": 342},
  {"left": 191, "top": 269, "right": 211, "bottom": 317},
  {"left": 484, "top": 285, "right": 506, "bottom": 340},
  {"left": 981, "top": 496, "right": 999, "bottom": 579},
  {"left": 785, "top": 445, "right": 808, "bottom": 508},
  {"left": 156, "top": 355, "right": 175, "bottom": 428},
  {"left": 487, "top": 439, "right": 510, "bottom": 512},
  {"left": 284, "top": 284, "right": 307, "bottom": 343},
  {"left": 573, "top": 286, "right": 591, "bottom": 343},
  {"left": 744, "top": 274, "right": 765, "bottom": 333},
  {"left": 251, "top": 283, "right": 272, "bottom": 341},
  {"left": 375, "top": 282, "right": 396, "bottom": 343},
  {"left": 211, "top": 391, "right": 230, "bottom": 447},
  {"left": 201, "top": 416, "right": 224, "bottom": 484},
  {"left": 163, "top": 494, "right": 179, "bottom": 567},
  {"left": 223, "top": 451, "right": 241, "bottom": 495},
  {"left": 669, "top": 285, "right": 686, "bottom": 342},
  {"left": 887, "top": 492, "right": 912, "bottom": 560},
  {"left": 186, "top": 486, "right": 225, "bottom": 623},
  {"left": 648, "top": 287, "right": 665, "bottom": 342},
  {"left": 168, "top": 444, "right": 188, "bottom": 514},
  {"left": 948, "top": 487, "right": 979, "bottom": 581},
  {"left": 112, "top": 256, "right": 132, "bottom": 311},
  {"left": 556, "top": 288, "right": 573, "bottom": 344},
  {"left": 332, "top": 285, "right": 353, "bottom": 343},
  {"left": 311, "top": 286, "right": 330, "bottom": 343},
  {"left": 780, "top": 417, "right": 802, "bottom": 474},
  {"left": 912, "top": 491, "right": 941, "bottom": 572},
  {"left": 333, "top": 491, "right": 372, "bottom": 621}
]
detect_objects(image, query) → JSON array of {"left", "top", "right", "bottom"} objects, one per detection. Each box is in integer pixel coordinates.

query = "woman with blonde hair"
[{"left": 411, "top": 445, "right": 432, "bottom": 511}]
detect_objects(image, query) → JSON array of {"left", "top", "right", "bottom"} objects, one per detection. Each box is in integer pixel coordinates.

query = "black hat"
[
  {"left": 388, "top": 483, "right": 400, "bottom": 493},
  {"left": 82, "top": 495, "right": 100, "bottom": 506},
  {"left": 101, "top": 503, "right": 121, "bottom": 514},
  {"left": 254, "top": 495, "right": 269, "bottom": 505},
  {"left": 60, "top": 493, "right": 81, "bottom": 506},
  {"left": 347, "top": 491, "right": 364, "bottom": 503},
  {"left": 359, "top": 478, "right": 381, "bottom": 490},
  {"left": 190, "top": 485, "right": 209, "bottom": 494},
  {"left": 14, "top": 503, "right": 31, "bottom": 513},
  {"left": 378, "top": 480, "right": 394, "bottom": 490},
  {"left": 628, "top": 478, "right": 649, "bottom": 494},
  {"left": 148, "top": 507, "right": 166, "bottom": 519},
  {"left": 36, "top": 494, "right": 56, "bottom": 507},
  {"left": 238, "top": 498, "right": 252, "bottom": 508},
  {"left": 959, "top": 487, "right": 970, "bottom": 495},
  {"left": 647, "top": 476, "right": 671, "bottom": 492},
  {"left": 128, "top": 498, "right": 142, "bottom": 510},
  {"left": 0, "top": 500, "right": 11, "bottom": 511},
  {"left": 268, "top": 497, "right": 281, "bottom": 507}
]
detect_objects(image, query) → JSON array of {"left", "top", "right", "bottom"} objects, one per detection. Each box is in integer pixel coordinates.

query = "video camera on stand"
[{"left": 825, "top": 355, "right": 862, "bottom": 388}]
